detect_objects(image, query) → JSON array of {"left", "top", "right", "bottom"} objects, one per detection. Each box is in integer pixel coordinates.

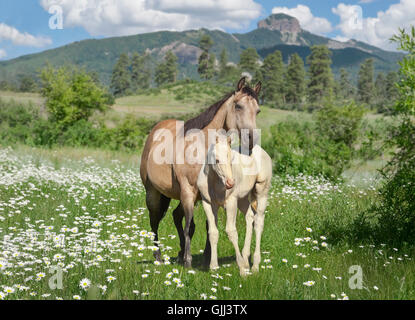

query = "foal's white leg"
[
  {"left": 252, "top": 196, "right": 267, "bottom": 273},
  {"left": 202, "top": 200, "right": 219, "bottom": 270},
  {"left": 225, "top": 197, "right": 246, "bottom": 276},
  {"left": 238, "top": 197, "right": 254, "bottom": 270}
]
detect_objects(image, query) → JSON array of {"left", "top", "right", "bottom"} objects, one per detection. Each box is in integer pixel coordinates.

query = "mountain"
[{"left": 0, "top": 13, "right": 404, "bottom": 85}]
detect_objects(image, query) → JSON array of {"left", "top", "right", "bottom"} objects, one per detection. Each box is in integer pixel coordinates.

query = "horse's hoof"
[
  {"left": 153, "top": 250, "right": 162, "bottom": 262},
  {"left": 252, "top": 266, "right": 259, "bottom": 273}
]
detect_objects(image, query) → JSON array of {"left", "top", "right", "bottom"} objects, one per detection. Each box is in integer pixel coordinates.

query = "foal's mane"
[{"left": 184, "top": 86, "right": 258, "bottom": 134}]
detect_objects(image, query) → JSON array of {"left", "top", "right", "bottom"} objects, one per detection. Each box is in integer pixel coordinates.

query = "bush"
[
  {"left": 262, "top": 102, "right": 365, "bottom": 180},
  {"left": 370, "top": 27, "right": 415, "bottom": 246}
]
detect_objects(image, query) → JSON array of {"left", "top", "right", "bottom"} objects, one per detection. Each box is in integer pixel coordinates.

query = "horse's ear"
[
  {"left": 254, "top": 82, "right": 262, "bottom": 95},
  {"left": 237, "top": 77, "right": 246, "bottom": 91},
  {"left": 216, "top": 135, "right": 220, "bottom": 144},
  {"left": 227, "top": 135, "right": 232, "bottom": 146}
]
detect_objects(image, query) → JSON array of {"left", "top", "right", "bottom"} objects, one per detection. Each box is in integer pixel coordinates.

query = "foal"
[{"left": 197, "top": 135, "right": 272, "bottom": 275}]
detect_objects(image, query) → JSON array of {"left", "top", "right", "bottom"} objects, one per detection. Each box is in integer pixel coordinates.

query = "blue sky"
[{"left": 0, "top": 0, "right": 413, "bottom": 60}]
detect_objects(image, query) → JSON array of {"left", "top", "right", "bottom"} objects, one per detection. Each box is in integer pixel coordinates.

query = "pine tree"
[
  {"left": 198, "top": 35, "right": 215, "bottom": 80},
  {"left": 285, "top": 53, "right": 305, "bottom": 104},
  {"left": 260, "top": 50, "right": 285, "bottom": 106},
  {"left": 131, "top": 52, "right": 151, "bottom": 91},
  {"left": 385, "top": 71, "right": 399, "bottom": 103},
  {"left": 339, "top": 68, "right": 355, "bottom": 99},
  {"left": 155, "top": 51, "right": 178, "bottom": 86},
  {"left": 110, "top": 53, "right": 131, "bottom": 96},
  {"left": 307, "top": 45, "right": 333, "bottom": 104},
  {"left": 357, "top": 58, "right": 375, "bottom": 105},
  {"left": 219, "top": 48, "right": 228, "bottom": 78},
  {"left": 239, "top": 48, "right": 260, "bottom": 76}
]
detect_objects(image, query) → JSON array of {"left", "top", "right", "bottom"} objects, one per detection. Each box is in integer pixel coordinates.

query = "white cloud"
[
  {"left": 271, "top": 4, "right": 333, "bottom": 35},
  {"left": 332, "top": 0, "right": 415, "bottom": 50},
  {"left": 40, "top": 0, "right": 262, "bottom": 37},
  {"left": 0, "top": 49, "right": 6, "bottom": 59},
  {"left": 0, "top": 23, "right": 52, "bottom": 47}
]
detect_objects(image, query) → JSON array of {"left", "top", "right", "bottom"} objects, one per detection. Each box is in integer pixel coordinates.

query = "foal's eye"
[
  {"left": 235, "top": 104, "right": 243, "bottom": 111},
  {"left": 216, "top": 159, "right": 220, "bottom": 164}
]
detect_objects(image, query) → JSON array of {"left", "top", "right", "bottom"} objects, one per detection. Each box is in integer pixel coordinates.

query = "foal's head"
[{"left": 210, "top": 134, "right": 234, "bottom": 190}]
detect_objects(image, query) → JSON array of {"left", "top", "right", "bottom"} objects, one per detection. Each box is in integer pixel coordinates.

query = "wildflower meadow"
[{"left": 1, "top": 146, "right": 414, "bottom": 300}]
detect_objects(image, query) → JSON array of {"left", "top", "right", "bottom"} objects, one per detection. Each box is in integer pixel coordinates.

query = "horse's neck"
[{"left": 203, "top": 96, "right": 232, "bottom": 133}]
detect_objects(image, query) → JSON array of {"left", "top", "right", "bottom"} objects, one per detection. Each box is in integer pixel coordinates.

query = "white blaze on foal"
[{"left": 197, "top": 135, "right": 272, "bottom": 275}]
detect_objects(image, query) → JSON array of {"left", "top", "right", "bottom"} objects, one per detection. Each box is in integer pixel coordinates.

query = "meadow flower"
[
  {"left": 106, "top": 275, "right": 116, "bottom": 282},
  {"left": 79, "top": 278, "right": 91, "bottom": 290},
  {"left": 73, "top": 295, "right": 81, "bottom": 300},
  {"left": 303, "top": 281, "right": 315, "bottom": 287},
  {"left": 282, "top": 259, "right": 288, "bottom": 263},
  {"left": 164, "top": 280, "right": 172, "bottom": 286}
]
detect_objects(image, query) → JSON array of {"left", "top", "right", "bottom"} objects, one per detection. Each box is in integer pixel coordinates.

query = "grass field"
[{"left": 1, "top": 146, "right": 414, "bottom": 300}]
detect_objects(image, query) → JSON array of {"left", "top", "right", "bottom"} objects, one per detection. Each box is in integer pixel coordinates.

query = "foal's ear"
[
  {"left": 227, "top": 135, "right": 232, "bottom": 146},
  {"left": 254, "top": 81, "right": 262, "bottom": 95},
  {"left": 237, "top": 77, "right": 246, "bottom": 91}
]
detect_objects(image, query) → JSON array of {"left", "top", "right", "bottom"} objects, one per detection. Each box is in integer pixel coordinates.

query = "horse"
[
  {"left": 140, "top": 77, "right": 262, "bottom": 268},
  {"left": 197, "top": 134, "right": 272, "bottom": 275}
]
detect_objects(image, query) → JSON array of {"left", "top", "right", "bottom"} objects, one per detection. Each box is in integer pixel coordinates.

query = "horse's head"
[
  {"left": 209, "top": 134, "right": 234, "bottom": 190},
  {"left": 225, "top": 77, "right": 262, "bottom": 151}
]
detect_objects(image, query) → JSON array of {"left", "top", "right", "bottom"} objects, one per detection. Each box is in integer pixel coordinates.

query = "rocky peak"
[{"left": 257, "top": 13, "right": 302, "bottom": 34}]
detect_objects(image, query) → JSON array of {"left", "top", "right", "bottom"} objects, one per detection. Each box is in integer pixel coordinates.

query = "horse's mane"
[{"left": 184, "top": 86, "right": 258, "bottom": 134}]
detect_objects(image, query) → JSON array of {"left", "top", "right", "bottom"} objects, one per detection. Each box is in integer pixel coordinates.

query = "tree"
[
  {"left": 19, "top": 75, "right": 37, "bottom": 92},
  {"left": 307, "top": 45, "right": 334, "bottom": 104},
  {"left": 40, "top": 65, "right": 110, "bottom": 128},
  {"left": 285, "top": 53, "right": 305, "bottom": 104},
  {"left": 219, "top": 48, "right": 228, "bottom": 78},
  {"left": 155, "top": 51, "right": 178, "bottom": 86},
  {"left": 339, "top": 68, "right": 355, "bottom": 100},
  {"left": 198, "top": 35, "right": 215, "bottom": 80},
  {"left": 110, "top": 53, "right": 131, "bottom": 96},
  {"left": 239, "top": 48, "right": 260, "bottom": 76},
  {"left": 375, "top": 72, "right": 387, "bottom": 100},
  {"left": 373, "top": 27, "right": 415, "bottom": 244},
  {"left": 260, "top": 50, "right": 285, "bottom": 106},
  {"left": 131, "top": 52, "right": 151, "bottom": 91},
  {"left": 385, "top": 71, "right": 399, "bottom": 103},
  {"left": 357, "top": 58, "right": 375, "bottom": 105}
]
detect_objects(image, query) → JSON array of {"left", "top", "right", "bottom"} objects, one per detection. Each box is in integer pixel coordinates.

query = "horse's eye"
[
  {"left": 216, "top": 159, "right": 220, "bottom": 164},
  {"left": 235, "top": 104, "right": 243, "bottom": 110}
]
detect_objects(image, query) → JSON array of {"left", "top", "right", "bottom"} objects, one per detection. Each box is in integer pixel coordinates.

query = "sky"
[{"left": 0, "top": 0, "right": 414, "bottom": 61}]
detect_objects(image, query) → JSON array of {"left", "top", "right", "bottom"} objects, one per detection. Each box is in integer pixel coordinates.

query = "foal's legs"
[
  {"left": 202, "top": 200, "right": 219, "bottom": 270},
  {"left": 146, "top": 183, "right": 171, "bottom": 262},
  {"left": 225, "top": 197, "right": 247, "bottom": 276},
  {"left": 172, "top": 203, "right": 195, "bottom": 264},
  {"left": 252, "top": 195, "right": 267, "bottom": 272},
  {"left": 238, "top": 197, "right": 254, "bottom": 270}
]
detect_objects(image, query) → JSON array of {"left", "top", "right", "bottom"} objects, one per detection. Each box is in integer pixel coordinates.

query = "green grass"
[{"left": 1, "top": 146, "right": 414, "bottom": 300}]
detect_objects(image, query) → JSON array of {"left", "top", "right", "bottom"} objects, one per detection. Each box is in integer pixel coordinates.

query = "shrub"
[{"left": 371, "top": 27, "right": 415, "bottom": 245}]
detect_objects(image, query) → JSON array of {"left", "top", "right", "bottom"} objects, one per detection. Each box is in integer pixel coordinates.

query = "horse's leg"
[
  {"left": 252, "top": 195, "right": 267, "bottom": 273},
  {"left": 238, "top": 197, "right": 254, "bottom": 270},
  {"left": 146, "top": 183, "right": 171, "bottom": 262},
  {"left": 225, "top": 197, "right": 246, "bottom": 276},
  {"left": 172, "top": 203, "right": 185, "bottom": 263},
  {"left": 202, "top": 200, "right": 219, "bottom": 270},
  {"left": 180, "top": 188, "right": 197, "bottom": 268}
]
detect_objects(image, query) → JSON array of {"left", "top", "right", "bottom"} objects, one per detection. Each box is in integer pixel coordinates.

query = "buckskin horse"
[{"left": 140, "top": 77, "right": 262, "bottom": 268}]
